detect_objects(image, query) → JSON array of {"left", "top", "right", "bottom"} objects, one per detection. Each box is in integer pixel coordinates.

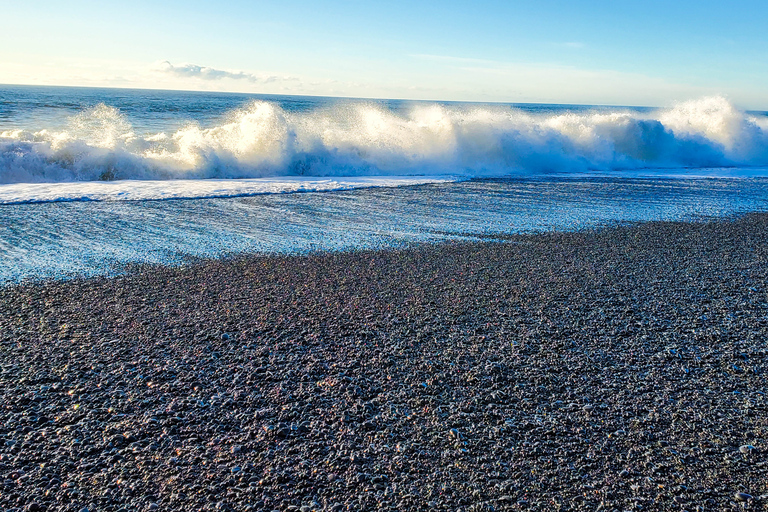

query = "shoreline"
[
  {"left": 4, "top": 176, "right": 768, "bottom": 286},
  {"left": 1, "top": 214, "right": 767, "bottom": 511}
]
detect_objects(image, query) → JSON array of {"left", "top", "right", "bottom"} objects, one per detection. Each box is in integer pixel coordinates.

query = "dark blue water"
[
  {"left": 0, "top": 86, "right": 348, "bottom": 134},
  {"left": 0, "top": 85, "right": 651, "bottom": 134}
]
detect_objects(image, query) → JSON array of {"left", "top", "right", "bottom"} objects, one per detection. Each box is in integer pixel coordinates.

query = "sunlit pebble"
[
  {"left": 739, "top": 444, "right": 755, "bottom": 454},
  {"left": 734, "top": 492, "right": 753, "bottom": 502}
]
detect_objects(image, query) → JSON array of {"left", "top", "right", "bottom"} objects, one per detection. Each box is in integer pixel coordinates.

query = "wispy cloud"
[
  {"left": 409, "top": 54, "right": 500, "bottom": 66},
  {"left": 155, "top": 61, "right": 296, "bottom": 84},
  {"left": 408, "top": 53, "right": 711, "bottom": 106}
]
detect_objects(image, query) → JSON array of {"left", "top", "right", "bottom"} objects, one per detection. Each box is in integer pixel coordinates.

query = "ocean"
[{"left": 2, "top": 85, "right": 768, "bottom": 283}]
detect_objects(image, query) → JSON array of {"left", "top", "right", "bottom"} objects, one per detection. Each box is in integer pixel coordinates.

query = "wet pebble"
[{"left": 739, "top": 444, "right": 756, "bottom": 454}]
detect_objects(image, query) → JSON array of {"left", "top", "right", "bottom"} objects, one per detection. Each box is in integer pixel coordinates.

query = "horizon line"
[{"left": 0, "top": 81, "right": 665, "bottom": 111}]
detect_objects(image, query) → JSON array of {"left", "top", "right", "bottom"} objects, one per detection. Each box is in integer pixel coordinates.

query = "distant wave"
[{"left": 1, "top": 96, "right": 767, "bottom": 184}]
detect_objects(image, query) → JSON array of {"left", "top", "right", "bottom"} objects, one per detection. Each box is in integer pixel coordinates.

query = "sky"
[{"left": 1, "top": 0, "right": 767, "bottom": 108}]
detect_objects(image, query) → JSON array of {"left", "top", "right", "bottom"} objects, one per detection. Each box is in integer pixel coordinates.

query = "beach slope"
[{"left": 1, "top": 215, "right": 767, "bottom": 511}]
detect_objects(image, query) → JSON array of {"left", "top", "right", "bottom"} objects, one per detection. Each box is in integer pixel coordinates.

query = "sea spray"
[{"left": 1, "top": 96, "right": 767, "bottom": 184}]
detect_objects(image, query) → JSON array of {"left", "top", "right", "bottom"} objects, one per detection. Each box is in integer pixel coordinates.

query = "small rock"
[
  {"left": 739, "top": 445, "right": 756, "bottom": 454},
  {"left": 148, "top": 504, "right": 159, "bottom": 511},
  {"left": 449, "top": 428, "right": 461, "bottom": 440},
  {"left": 582, "top": 404, "right": 594, "bottom": 412},
  {"left": 734, "top": 492, "right": 753, "bottom": 502}
]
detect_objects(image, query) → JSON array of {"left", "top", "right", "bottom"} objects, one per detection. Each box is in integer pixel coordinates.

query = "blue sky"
[{"left": 2, "top": 0, "right": 767, "bottom": 108}]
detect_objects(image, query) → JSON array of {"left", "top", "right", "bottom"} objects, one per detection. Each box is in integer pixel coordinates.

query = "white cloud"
[
  {"left": 154, "top": 61, "right": 297, "bottom": 84},
  {"left": 1, "top": 55, "right": 763, "bottom": 110}
]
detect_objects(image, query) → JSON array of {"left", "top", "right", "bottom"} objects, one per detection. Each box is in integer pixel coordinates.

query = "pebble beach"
[{"left": 1, "top": 214, "right": 767, "bottom": 512}]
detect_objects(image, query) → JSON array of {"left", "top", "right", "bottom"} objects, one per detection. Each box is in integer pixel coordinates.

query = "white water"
[
  {"left": 0, "top": 176, "right": 453, "bottom": 204},
  {"left": 2, "top": 97, "right": 767, "bottom": 201}
]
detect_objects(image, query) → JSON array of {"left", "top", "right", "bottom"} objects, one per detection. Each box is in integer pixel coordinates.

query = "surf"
[{"left": 1, "top": 95, "right": 767, "bottom": 198}]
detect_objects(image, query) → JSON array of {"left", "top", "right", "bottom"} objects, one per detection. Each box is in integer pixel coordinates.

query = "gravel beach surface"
[{"left": 1, "top": 214, "right": 767, "bottom": 511}]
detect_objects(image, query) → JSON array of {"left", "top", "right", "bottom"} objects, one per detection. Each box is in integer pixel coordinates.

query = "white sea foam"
[
  {"left": 0, "top": 176, "right": 453, "bottom": 204},
  {"left": 1, "top": 96, "right": 767, "bottom": 199}
]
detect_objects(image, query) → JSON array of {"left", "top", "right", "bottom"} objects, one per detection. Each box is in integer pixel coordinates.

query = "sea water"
[{"left": 1, "top": 85, "right": 767, "bottom": 283}]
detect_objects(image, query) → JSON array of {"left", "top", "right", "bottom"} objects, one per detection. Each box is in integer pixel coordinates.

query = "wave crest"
[{"left": 1, "top": 96, "right": 767, "bottom": 184}]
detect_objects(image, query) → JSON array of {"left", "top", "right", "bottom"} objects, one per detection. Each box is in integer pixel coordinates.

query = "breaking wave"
[{"left": 1, "top": 96, "right": 767, "bottom": 184}]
